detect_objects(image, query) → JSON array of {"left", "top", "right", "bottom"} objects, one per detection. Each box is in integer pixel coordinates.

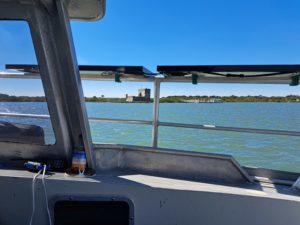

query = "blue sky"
[{"left": 1, "top": 0, "right": 300, "bottom": 97}]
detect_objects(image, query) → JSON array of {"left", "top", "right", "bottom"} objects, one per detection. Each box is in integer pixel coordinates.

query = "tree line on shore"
[
  {"left": 0, "top": 94, "right": 45, "bottom": 102},
  {"left": 159, "top": 95, "right": 300, "bottom": 103},
  {"left": 0, "top": 93, "right": 300, "bottom": 103}
]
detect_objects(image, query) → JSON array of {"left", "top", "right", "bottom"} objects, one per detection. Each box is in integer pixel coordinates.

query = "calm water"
[{"left": 0, "top": 102, "right": 300, "bottom": 173}]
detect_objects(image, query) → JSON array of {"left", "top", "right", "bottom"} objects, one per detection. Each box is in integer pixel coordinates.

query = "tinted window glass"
[{"left": 0, "top": 21, "right": 55, "bottom": 145}]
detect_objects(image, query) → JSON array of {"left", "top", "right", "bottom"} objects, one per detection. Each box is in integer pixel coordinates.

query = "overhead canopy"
[
  {"left": 157, "top": 65, "right": 300, "bottom": 85},
  {"left": 6, "top": 64, "right": 152, "bottom": 75},
  {"left": 5, "top": 64, "right": 300, "bottom": 85},
  {"left": 6, "top": 64, "right": 40, "bottom": 74},
  {"left": 5, "top": 64, "right": 155, "bottom": 81}
]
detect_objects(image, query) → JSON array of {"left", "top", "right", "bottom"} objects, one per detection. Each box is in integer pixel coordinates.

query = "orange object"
[{"left": 71, "top": 151, "right": 86, "bottom": 173}]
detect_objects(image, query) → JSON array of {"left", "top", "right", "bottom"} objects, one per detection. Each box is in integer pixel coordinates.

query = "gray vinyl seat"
[{"left": 0, "top": 121, "right": 45, "bottom": 145}]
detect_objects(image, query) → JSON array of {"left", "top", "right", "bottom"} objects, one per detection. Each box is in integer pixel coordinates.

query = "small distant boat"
[
  {"left": 203, "top": 98, "right": 223, "bottom": 103},
  {"left": 182, "top": 98, "right": 223, "bottom": 103}
]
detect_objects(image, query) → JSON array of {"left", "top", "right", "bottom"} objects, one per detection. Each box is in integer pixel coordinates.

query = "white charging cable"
[
  {"left": 29, "top": 165, "right": 52, "bottom": 225},
  {"left": 42, "top": 165, "right": 52, "bottom": 225},
  {"left": 29, "top": 169, "right": 42, "bottom": 225}
]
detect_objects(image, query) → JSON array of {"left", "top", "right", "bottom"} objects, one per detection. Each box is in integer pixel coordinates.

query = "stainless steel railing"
[
  {"left": 0, "top": 110, "right": 300, "bottom": 149},
  {"left": 0, "top": 73, "right": 299, "bottom": 148}
]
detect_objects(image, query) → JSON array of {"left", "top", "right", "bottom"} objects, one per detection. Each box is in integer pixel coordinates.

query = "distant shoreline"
[
  {"left": 0, "top": 94, "right": 299, "bottom": 103},
  {"left": 86, "top": 95, "right": 300, "bottom": 103}
]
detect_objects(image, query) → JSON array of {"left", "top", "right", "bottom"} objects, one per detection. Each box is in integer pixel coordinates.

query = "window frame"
[{"left": 0, "top": 2, "right": 76, "bottom": 163}]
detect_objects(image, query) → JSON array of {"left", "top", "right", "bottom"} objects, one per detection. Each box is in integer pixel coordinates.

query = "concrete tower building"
[{"left": 126, "top": 88, "right": 151, "bottom": 102}]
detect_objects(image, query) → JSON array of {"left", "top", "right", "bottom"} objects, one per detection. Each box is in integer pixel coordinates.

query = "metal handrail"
[
  {"left": 89, "top": 117, "right": 151, "bottom": 125},
  {"left": 0, "top": 112, "right": 300, "bottom": 139},
  {"left": 0, "top": 112, "right": 50, "bottom": 119},
  {"left": 158, "top": 121, "right": 300, "bottom": 137}
]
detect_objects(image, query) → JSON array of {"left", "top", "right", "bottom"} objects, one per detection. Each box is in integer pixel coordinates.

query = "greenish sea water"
[{"left": 0, "top": 102, "right": 299, "bottom": 173}]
